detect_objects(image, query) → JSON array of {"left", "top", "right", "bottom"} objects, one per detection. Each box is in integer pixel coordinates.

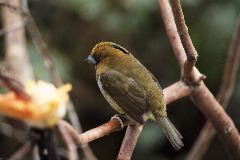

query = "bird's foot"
[{"left": 111, "top": 114, "right": 128, "bottom": 130}]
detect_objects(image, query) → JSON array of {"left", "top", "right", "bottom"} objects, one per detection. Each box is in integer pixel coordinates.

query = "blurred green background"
[{"left": 1, "top": 0, "right": 240, "bottom": 159}]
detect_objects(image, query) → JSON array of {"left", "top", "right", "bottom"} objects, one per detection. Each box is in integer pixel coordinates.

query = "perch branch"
[
  {"left": 117, "top": 124, "right": 143, "bottom": 160},
  {"left": 59, "top": 118, "right": 128, "bottom": 146},
  {"left": 186, "top": 17, "right": 240, "bottom": 160},
  {"left": 59, "top": 81, "right": 191, "bottom": 151},
  {"left": 158, "top": 0, "right": 240, "bottom": 159},
  {"left": 9, "top": 141, "right": 33, "bottom": 160},
  {"left": 116, "top": 80, "right": 192, "bottom": 159}
]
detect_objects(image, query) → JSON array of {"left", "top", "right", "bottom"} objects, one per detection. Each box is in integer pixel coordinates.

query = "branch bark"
[
  {"left": 186, "top": 18, "right": 240, "bottom": 160},
  {"left": 117, "top": 124, "right": 143, "bottom": 160},
  {"left": 1, "top": 0, "right": 33, "bottom": 82},
  {"left": 170, "top": 0, "right": 199, "bottom": 83},
  {"left": 158, "top": 0, "right": 240, "bottom": 159}
]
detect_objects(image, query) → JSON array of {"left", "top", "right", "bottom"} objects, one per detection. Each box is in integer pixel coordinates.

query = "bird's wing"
[
  {"left": 99, "top": 70, "right": 148, "bottom": 123},
  {"left": 147, "top": 70, "right": 163, "bottom": 93}
]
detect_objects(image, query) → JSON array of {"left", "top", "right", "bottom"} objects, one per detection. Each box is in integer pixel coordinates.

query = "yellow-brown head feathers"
[{"left": 88, "top": 42, "right": 130, "bottom": 65}]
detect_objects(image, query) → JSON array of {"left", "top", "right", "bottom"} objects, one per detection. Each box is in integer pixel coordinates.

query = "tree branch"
[
  {"left": 170, "top": 0, "right": 203, "bottom": 85},
  {"left": 59, "top": 118, "right": 128, "bottom": 146},
  {"left": 117, "top": 124, "right": 143, "bottom": 160},
  {"left": 158, "top": 0, "right": 240, "bottom": 159},
  {"left": 1, "top": 0, "right": 33, "bottom": 82},
  {"left": 186, "top": 17, "right": 240, "bottom": 160}
]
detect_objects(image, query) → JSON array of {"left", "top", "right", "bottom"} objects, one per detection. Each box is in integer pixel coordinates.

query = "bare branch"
[
  {"left": 158, "top": 0, "right": 240, "bottom": 159},
  {"left": 1, "top": 0, "right": 33, "bottom": 82},
  {"left": 0, "top": 20, "right": 26, "bottom": 37},
  {"left": 158, "top": 0, "right": 186, "bottom": 67},
  {"left": 59, "top": 118, "right": 128, "bottom": 146},
  {"left": 117, "top": 124, "right": 143, "bottom": 160},
  {"left": 58, "top": 123, "right": 78, "bottom": 160},
  {"left": 163, "top": 80, "right": 192, "bottom": 104},
  {"left": 186, "top": 18, "right": 240, "bottom": 160},
  {"left": 170, "top": 0, "right": 200, "bottom": 84},
  {"left": 191, "top": 83, "right": 240, "bottom": 158},
  {"left": 9, "top": 141, "right": 32, "bottom": 160}
]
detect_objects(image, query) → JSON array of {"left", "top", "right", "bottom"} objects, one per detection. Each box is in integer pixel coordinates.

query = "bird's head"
[{"left": 87, "top": 41, "right": 130, "bottom": 65}]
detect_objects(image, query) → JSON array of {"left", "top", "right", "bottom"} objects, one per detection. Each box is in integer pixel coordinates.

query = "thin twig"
[
  {"left": 9, "top": 141, "right": 33, "bottom": 160},
  {"left": 158, "top": 0, "right": 240, "bottom": 159},
  {"left": 58, "top": 123, "right": 78, "bottom": 160},
  {"left": 158, "top": 0, "right": 186, "bottom": 67},
  {"left": 0, "top": 72, "right": 31, "bottom": 101},
  {"left": 186, "top": 18, "right": 240, "bottom": 160},
  {"left": 170, "top": 0, "right": 199, "bottom": 84}
]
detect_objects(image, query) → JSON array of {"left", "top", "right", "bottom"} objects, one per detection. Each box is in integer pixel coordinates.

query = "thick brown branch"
[
  {"left": 186, "top": 18, "right": 240, "bottom": 160},
  {"left": 191, "top": 83, "right": 240, "bottom": 158},
  {"left": 117, "top": 124, "right": 143, "bottom": 160},
  {"left": 158, "top": 0, "right": 240, "bottom": 159},
  {"left": 9, "top": 141, "right": 32, "bottom": 160}
]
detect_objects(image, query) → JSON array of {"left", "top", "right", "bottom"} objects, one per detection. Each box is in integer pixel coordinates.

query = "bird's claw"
[{"left": 111, "top": 114, "right": 128, "bottom": 130}]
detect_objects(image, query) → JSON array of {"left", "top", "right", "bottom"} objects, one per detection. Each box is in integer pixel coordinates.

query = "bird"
[{"left": 87, "top": 41, "right": 183, "bottom": 150}]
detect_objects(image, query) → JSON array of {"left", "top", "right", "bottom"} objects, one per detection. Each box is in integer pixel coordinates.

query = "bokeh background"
[{"left": 1, "top": 0, "right": 240, "bottom": 159}]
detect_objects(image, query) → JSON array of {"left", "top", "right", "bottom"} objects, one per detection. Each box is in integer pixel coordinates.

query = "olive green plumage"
[{"left": 87, "top": 41, "right": 183, "bottom": 150}]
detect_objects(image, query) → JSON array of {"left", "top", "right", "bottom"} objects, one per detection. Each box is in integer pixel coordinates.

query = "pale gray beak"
[{"left": 86, "top": 55, "right": 96, "bottom": 64}]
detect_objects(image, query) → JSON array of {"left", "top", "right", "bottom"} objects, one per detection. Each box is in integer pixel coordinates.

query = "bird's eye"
[
  {"left": 111, "top": 43, "right": 129, "bottom": 54},
  {"left": 93, "top": 54, "right": 101, "bottom": 64}
]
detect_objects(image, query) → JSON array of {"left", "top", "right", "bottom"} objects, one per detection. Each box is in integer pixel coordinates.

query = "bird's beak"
[{"left": 86, "top": 55, "right": 96, "bottom": 64}]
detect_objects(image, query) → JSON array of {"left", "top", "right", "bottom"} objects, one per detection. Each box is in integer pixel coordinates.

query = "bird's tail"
[{"left": 157, "top": 117, "right": 184, "bottom": 150}]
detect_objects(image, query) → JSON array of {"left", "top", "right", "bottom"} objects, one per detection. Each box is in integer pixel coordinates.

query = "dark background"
[{"left": 1, "top": 0, "right": 240, "bottom": 159}]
